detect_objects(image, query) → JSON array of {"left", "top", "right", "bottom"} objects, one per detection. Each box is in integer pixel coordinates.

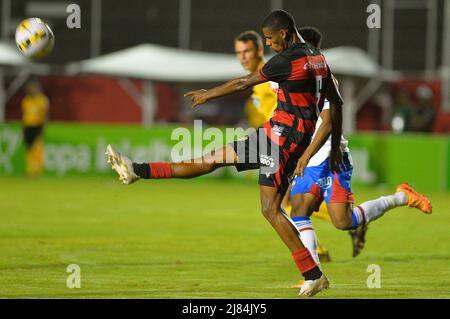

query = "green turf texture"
[{"left": 1, "top": 176, "right": 449, "bottom": 299}]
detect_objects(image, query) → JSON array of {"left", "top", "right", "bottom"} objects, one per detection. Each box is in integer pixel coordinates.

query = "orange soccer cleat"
[{"left": 396, "top": 183, "right": 433, "bottom": 215}]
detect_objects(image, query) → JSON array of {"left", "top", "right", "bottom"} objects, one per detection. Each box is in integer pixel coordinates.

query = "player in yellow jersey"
[
  {"left": 234, "top": 30, "right": 277, "bottom": 129},
  {"left": 21, "top": 80, "right": 49, "bottom": 177},
  {"left": 234, "top": 30, "right": 333, "bottom": 263}
]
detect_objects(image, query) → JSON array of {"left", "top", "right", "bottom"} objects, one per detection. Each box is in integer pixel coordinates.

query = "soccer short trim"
[
  {"left": 231, "top": 128, "right": 300, "bottom": 196},
  {"left": 290, "top": 153, "right": 354, "bottom": 207}
]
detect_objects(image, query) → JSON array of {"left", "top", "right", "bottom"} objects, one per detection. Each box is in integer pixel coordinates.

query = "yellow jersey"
[
  {"left": 21, "top": 93, "right": 49, "bottom": 127},
  {"left": 245, "top": 81, "right": 277, "bottom": 129}
]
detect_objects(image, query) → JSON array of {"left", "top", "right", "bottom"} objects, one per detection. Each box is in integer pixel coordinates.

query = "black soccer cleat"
[{"left": 349, "top": 224, "right": 368, "bottom": 257}]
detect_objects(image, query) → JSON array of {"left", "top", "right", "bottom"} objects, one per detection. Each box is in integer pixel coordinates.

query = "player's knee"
[
  {"left": 201, "top": 161, "right": 220, "bottom": 173},
  {"left": 205, "top": 162, "right": 217, "bottom": 172},
  {"left": 290, "top": 202, "right": 308, "bottom": 217},
  {"left": 260, "top": 204, "right": 277, "bottom": 222},
  {"left": 290, "top": 195, "right": 310, "bottom": 217}
]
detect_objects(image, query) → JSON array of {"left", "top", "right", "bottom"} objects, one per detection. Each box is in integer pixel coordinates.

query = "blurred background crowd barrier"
[{"left": 0, "top": 0, "right": 449, "bottom": 191}]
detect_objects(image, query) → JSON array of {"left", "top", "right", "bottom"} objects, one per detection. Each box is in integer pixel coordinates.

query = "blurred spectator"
[
  {"left": 21, "top": 79, "right": 49, "bottom": 177},
  {"left": 391, "top": 89, "right": 413, "bottom": 133},
  {"left": 407, "top": 85, "right": 435, "bottom": 132},
  {"left": 373, "top": 90, "right": 393, "bottom": 130}
]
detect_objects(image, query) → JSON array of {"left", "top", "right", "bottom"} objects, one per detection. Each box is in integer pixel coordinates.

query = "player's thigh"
[
  {"left": 326, "top": 202, "right": 353, "bottom": 230},
  {"left": 289, "top": 172, "right": 321, "bottom": 217},
  {"left": 232, "top": 130, "right": 262, "bottom": 170},
  {"left": 323, "top": 155, "right": 354, "bottom": 229},
  {"left": 290, "top": 192, "right": 318, "bottom": 217}
]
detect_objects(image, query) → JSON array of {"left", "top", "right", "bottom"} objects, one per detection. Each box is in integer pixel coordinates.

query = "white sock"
[
  {"left": 352, "top": 192, "right": 407, "bottom": 227},
  {"left": 291, "top": 216, "right": 320, "bottom": 266}
]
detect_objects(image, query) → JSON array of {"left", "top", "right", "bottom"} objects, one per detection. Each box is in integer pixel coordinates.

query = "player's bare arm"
[
  {"left": 325, "top": 77, "right": 344, "bottom": 173},
  {"left": 184, "top": 72, "right": 266, "bottom": 108},
  {"left": 293, "top": 109, "right": 331, "bottom": 178}
]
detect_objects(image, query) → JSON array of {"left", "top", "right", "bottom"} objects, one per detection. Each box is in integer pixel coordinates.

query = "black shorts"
[
  {"left": 23, "top": 126, "right": 43, "bottom": 148},
  {"left": 231, "top": 128, "right": 300, "bottom": 196}
]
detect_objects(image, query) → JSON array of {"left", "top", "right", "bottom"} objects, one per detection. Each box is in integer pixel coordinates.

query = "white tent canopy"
[
  {"left": 0, "top": 42, "right": 28, "bottom": 66},
  {"left": 0, "top": 41, "right": 52, "bottom": 73},
  {"left": 70, "top": 44, "right": 247, "bottom": 82},
  {"left": 324, "top": 46, "right": 378, "bottom": 78},
  {"left": 70, "top": 43, "right": 389, "bottom": 81}
]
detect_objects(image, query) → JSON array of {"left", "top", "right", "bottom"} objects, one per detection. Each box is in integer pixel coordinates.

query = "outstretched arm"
[{"left": 184, "top": 72, "right": 266, "bottom": 108}]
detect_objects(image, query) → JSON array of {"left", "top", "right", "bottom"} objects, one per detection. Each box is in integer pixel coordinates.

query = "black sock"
[
  {"left": 132, "top": 162, "right": 150, "bottom": 178},
  {"left": 303, "top": 266, "right": 322, "bottom": 281}
]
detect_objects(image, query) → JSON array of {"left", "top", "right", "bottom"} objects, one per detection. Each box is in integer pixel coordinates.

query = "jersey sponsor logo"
[
  {"left": 318, "top": 176, "right": 333, "bottom": 189},
  {"left": 271, "top": 124, "right": 284, "bottom": 136},
  {"left": 303, "top": 61, "right": 326, "bottom": 70},
  {"left": 259, "top": 154, "right": 275, "bottom": 168}
]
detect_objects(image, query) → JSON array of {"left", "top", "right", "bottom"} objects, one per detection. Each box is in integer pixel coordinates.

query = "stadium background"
[{"left": 0, "top": 0, "right": 449, "bottom": 299}]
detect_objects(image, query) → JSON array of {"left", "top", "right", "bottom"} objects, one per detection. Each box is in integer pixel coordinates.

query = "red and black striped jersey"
[{"left": 259, "top": 42, "right": 332, "bottom": 154}]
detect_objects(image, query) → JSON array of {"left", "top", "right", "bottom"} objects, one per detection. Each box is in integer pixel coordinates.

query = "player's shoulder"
[
  {"left": 262, "top": 53, "right": 291, "bottom": 77},
  {"left": 282, "top": 42, "right": 322, "bottom": 60},
  {"left": 264, "top": 45, "right": 304, "bottom": 69},
  {"left": 266, "top": 51, "right": 290, "bottom": 66}
]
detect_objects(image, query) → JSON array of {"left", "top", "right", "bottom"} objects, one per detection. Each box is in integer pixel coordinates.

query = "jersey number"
[
  {"left": 315, "top": 75, "right": 323, "bottom": 100},
  {"left": 315, "top": 75, "right": 324, "bottom": 114}
]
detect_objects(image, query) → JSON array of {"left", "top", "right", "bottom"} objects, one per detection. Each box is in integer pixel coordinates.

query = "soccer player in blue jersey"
[{"left": 288, "top": 27, "right": 432, "bottom": 273}]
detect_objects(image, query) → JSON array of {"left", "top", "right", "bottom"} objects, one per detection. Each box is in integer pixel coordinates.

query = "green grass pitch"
[{"left": 1, "top": 176, "right": 449, "bottom": 298}]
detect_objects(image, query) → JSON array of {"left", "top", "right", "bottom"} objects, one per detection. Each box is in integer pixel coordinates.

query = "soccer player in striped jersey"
[
  {"left": 288, "top": 27, "right": 432, "bottom": 277},
  {"left": 235, "top": 30, "right": 332, "bottom": 262},
  {"left": 106, "top": 10, "right": 343, "bottom": 297}
]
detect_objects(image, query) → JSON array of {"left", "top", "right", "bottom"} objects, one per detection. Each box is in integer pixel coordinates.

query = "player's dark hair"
[
  {"left": 298, "top": 26, "right": 322, "bottom": 49},
  {"left": 262, "top": 10, "right": 297, "bottom": 34},
  {"left": 235, "top": 30, "right": 263, "bottom": 50}
]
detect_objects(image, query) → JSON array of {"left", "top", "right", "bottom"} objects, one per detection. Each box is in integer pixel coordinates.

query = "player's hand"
[
  {"left": 329, "top": 148, "right": 343, "bottom": 174},
  {"left": 184, "top": 89, "right": 209, "bottom": 108},
  {"left": 294, "top": 154, "right": 310, "bottom": 178}
]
